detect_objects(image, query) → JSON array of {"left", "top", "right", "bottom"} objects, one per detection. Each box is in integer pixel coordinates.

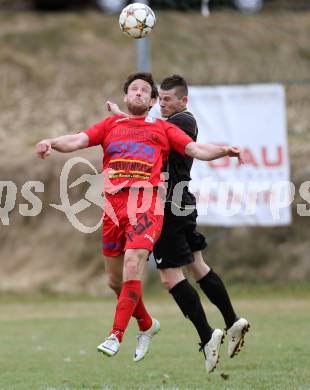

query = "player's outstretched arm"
[
  {"left": 185, "top": 142, "right": 244, "bottom": 164},
  {"left": 36, "top": 133, "right": 89, "bottom": 159}
]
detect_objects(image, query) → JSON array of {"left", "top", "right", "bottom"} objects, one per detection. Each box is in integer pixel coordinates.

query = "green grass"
[{"left": 1, "top": 291, "right": 310, "bottom": 390}]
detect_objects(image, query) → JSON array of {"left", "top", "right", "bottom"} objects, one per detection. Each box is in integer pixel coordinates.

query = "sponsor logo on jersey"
[
  {"left": 127, "top": 213, "right": 153, "bottom": 241},
  {"left": 107, "top": 141, "right": 155, "bottom": 162}
]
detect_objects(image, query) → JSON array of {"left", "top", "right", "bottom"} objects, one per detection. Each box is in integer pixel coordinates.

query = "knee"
[
  {"left": 124, "top": 258, "right": 139, "bottom": 280},
  {"left": 186, "top": 262, "right": 203, "bottom": 276},
  {"left": 124, "top": 254, "right": 142, "bottom": 280},
  {"left": 107, "top": 277, "right": 122, "bottom": 294},
  {"left": 160, "top": 269, "right": 185, "bottom": 291},
  {"left": 123, "top": 249, "right": 147, "bottom": 280},
  {"left": 186, "top": 255, "right": 210, "bottom": 280}
]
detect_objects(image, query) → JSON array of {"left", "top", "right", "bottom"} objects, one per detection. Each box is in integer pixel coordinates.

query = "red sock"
[
  {"left": 112, "top": 280, "right": 142, "bottom": 342},
  {"left": 132, "top": 297, "right": 152, "bottom": 331},
  {"left": 115, "top": 287, "right": 151, "bottom": 331}
]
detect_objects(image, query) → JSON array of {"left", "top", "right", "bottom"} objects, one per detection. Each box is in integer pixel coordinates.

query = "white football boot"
[
  {"left": 97, "top": 333, "right": 120, "bottom": 357},
  {"left": 133, "top": 318, "right": 160, "bottom": 362},
  {"left": 200, "top": 329, "right": 225, "bottom": 373},
  {"left": 226, "top": 317, "right": 250, "bottom": 358}
]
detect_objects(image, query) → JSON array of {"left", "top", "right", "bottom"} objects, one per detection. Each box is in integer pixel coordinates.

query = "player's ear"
[
  {"left": 183, "top": 95, "right": 188, "bottom": 105},
  {"left": 124, "top": 94, "right": 128, "bottom": 104}
]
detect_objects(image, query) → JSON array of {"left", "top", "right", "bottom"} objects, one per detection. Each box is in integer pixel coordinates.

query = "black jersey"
[{"left": 166, "top": 110, "right": 198, "bottom": 208}]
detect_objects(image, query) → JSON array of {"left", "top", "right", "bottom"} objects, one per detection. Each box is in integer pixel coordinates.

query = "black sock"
[
  {"left": 169, "top": 279, "right": 212, "bottom": 345},
  {"left": 198, "top": 269, "right": 237, "bottom": 329}
]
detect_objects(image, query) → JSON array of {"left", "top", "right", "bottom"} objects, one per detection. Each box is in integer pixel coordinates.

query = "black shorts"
[{"left": 153, "top": 206, "right": 207, "bottom": 269}]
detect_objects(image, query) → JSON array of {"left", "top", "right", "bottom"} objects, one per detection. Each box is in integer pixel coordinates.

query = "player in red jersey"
[{"left": 36, "top": 72, "right": 243, "bottom": 360}]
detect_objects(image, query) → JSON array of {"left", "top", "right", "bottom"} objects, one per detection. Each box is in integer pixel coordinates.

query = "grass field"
[{"left": 1, "top": 289, "right": 310, "bottom": 390}]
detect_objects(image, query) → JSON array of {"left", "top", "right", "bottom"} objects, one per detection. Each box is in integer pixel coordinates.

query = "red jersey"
[{"left": 84, "top": 115, "right": 192, "bottom": 191}]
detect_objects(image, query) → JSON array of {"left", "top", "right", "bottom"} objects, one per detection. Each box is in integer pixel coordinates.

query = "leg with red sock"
[
  {"left": 98, "top": 248, "right": 160, "bottom": 359},
  {"left": 98, "top": 279, "right": 141, "bottom": 356},
  {"left": 112, "top": 295, "right": 152, "bottom": 332},
  {"left": 112, "top": 280, "right": 142, "bottom": 341}
]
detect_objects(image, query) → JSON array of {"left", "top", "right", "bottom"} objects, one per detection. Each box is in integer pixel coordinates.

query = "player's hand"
[
  {"left": 227, "top": 146, "right": 244, "bottom": 164},
  {"left": 36, "top": 140, "right": 52, "bottom": 159},
  {"left": 106, "top": 101, "right": 121, "bottom": 115}
]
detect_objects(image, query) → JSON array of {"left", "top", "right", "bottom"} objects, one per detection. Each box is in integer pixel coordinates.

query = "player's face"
[
  {"left": 159, "top": 88, "right": 188, "bottom": 118},
  {"left": 124, "top": 79, "right": 156, "bottom": 116}
]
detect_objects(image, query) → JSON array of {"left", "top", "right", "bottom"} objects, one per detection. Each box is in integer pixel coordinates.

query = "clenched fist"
[{"left": 36, "top": 140, "right": 52, "bottom": 159}]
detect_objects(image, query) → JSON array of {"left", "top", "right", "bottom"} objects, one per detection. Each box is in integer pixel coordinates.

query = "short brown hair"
[
  {"left": 160, "top": 74, "right": 188, "bottom": 98},
  {"left": 124, "top": 72, "right": 159, "bottom": 99}
]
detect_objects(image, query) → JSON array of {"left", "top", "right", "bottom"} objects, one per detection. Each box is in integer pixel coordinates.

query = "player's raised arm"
[
  {"left": 165, "top": 122, "right": 244, "bottom": 164},
  {"left": 35, "top": 132, "right": 89, "bottom": 159},
  {"left": 185, "top": 142, "right": 244, "bottom": 164}
]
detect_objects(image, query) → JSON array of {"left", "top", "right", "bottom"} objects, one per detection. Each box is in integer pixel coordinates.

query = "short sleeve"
[
  {"left": 168, "top": 113, "right": 197, "bottom": 141},
  {"left": 165, "top": 122, "right": 193, "bottom": 156},
  {"left": 83, "top": 118, "right": 108, "bottom": 147}
]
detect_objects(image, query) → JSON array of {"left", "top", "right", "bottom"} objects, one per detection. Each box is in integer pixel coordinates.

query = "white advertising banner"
[{"left": 151, "top": 84, "right": 291, "bottom": 226}]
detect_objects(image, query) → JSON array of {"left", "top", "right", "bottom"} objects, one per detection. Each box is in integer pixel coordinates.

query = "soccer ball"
[{"left": 119, "top": 3, "right": 156, "bottom": 39}]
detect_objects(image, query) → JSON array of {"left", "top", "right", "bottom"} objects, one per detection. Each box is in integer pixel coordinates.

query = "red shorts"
[{"left": 102, "top": 188, "right": 164, "bottom": 257}]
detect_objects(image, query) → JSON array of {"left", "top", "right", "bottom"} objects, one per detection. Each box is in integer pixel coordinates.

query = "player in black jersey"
[{"left": 152, "top": 75, "right": 249, "bottom": 373}]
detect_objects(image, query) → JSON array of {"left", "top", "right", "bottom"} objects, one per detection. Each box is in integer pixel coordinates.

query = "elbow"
[
  {"left": 185, "top": 142, "right": 197, "bottom": 158},
  {"left": 186, "top": 145, "right": 204, "bottom": 160}
]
